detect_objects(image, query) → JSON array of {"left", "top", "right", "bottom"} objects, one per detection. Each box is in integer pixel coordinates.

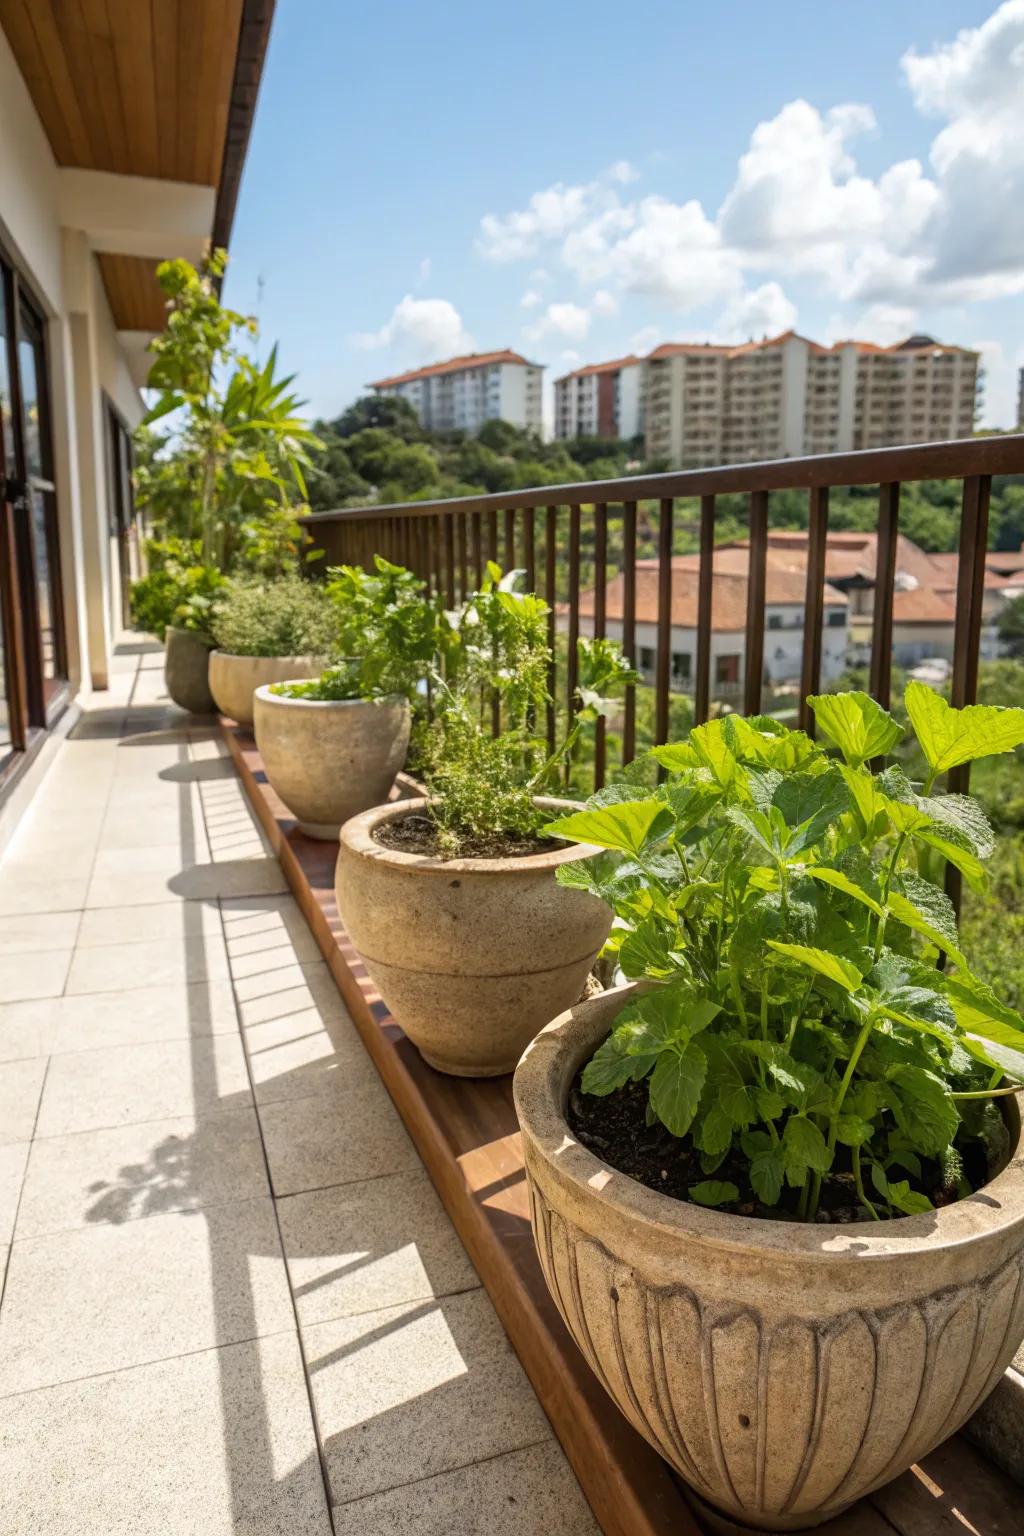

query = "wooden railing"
[{"left": 302, "top": 434, "right": 1024, "bottom": 901}]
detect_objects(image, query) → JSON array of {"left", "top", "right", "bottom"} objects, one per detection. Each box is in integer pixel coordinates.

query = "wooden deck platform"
[{"left": 224, "top": 721, "right": 1021, "bottom": 1536}]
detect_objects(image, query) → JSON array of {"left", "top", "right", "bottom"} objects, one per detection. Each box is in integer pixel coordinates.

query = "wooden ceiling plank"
[
  {"left": 109, "top": 0, "right": 160, "bottom": 180},
  {"left": 173, "top": 0, "right": 206, "bottom": 184},
  {"left": 18, "top": 0, "right": 95, "bottom": 164},
  {"left": 149, "top": 0, "right": 180, "bottom": 180},
  {"left": 206, "top": 0, "right": 244, "bottom": 187},
  {"left": 0, "top": 0, "right": 76, "bottom": 162},
  {"left": 61, "top": 0, "right": 121, "bottom": 173}
]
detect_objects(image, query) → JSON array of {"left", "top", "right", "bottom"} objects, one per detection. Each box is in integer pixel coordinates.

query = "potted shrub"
[
  {"left": 208, "top": 574, "right": 336, "bottom": 726},
  {"left": 130, "top": 537, "right": 226, "bottom": 713},
  {"left": 253, "top": 559, "right": 436, "bottom": 838},
  {"left": 514, "top": 688, "right": 1024, "bottom": 1530},
  {"left": 334, "top": 567, "right": 634, "bottom": 1077}
]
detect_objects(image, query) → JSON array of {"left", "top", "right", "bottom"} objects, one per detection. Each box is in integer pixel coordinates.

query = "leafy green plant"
[
  {"left": 129, "top": 538, "right": 226, "bottom": 637},
  {"left": 271, "top": 556, "right": 439, "bottom": 703},
  {"left": 424, "top": 565, "right": 635, "bottom": 853},
  {"left": 547, "top": 685, "right": 1024, "bottom": 1222},
  {"left": 137, "top": 251, "right": 322, "bottom": 569},
  {"left": 210, "top": 574, "right": 337, "bottom": 658}
]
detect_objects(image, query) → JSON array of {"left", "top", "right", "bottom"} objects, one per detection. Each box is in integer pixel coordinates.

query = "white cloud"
[
  {"left": 476, "top": 5, "right": 1024, "bottom": 329},
  {"left": 415, "top": 257, "right": 432, "bottom": 287},
  {"left": 591, "top": 289, "right": 619, "bottom": 316},
  {"left": 520, "top": 288, "right": 542, "bottom": 309},
  {"left": 717, "top": 281, "right": 797, "bottom": 340},
  {"left": 628, "top": 325, "right": 660, "bottom": 355},
  {"left": 524, "top": 301, "right": 592, "bottom": 344},
  {"left": 353, "top": 294, "right": 472, "bottom": 360}
]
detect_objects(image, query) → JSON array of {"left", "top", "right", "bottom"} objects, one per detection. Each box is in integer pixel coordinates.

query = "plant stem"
[
  {"left": 853, "top": 1145, "right": 881, "bottom": 1220},
  {"left": 825, "top": 1011, "right": 876, "bottom": 1157},
  {"left": 950, "top": 1085, "right": 1023, "bottom": 1099}
]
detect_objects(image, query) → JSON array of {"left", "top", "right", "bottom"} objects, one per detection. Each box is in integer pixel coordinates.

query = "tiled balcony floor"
[{"left": 0, "top": 640, "right": 598, "bottom": 1535}]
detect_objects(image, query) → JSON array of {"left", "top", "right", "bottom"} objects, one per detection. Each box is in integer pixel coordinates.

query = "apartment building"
[
  {"left": 369, "top": 350, "right": 544, "bottom": 434},
  {"left": 553, "top": 355, "right": 644, "bottom": 440},
  {"left": 641, "top": 331, "right": 979, "bottom": 468}
]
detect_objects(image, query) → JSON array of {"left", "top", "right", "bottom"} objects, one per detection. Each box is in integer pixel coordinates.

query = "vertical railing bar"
[
  {"left": 593, "top": 501, "right": 607, "bottom": 791},
  {"left": 472, "top": 513, "right": 483, "bottom": 587},
  {"left": 443, "top": 515, "right": 456, "bottom": 607},
  {"left": 504, "top": 507, "right": 515, "bottom": 572},
  {"left": 621, "top": 500, "right": 637, "bottom": 767},
  {"left": 869, "top": 483, "right": 900, "bottom": 710},
  {"left": 522, "top": 505, "right": 536, "bottom": 594},
  {"left": 655, "top": 497, "right": 673, "bottom": 757},
  {"left": 694, "top": 494, "right": 715, "bottom": 727},
  {"left": 486, "top": 509, "right": 498, "bottom": 570},
  {"left": 457, "top": 513, "right": 468, "bottom": 602},
  {"left": 545, "top": 506, "right": 557, "bottom": 755},
  {"left": 946, "top": 473, "right": 991, "bottom": 916},
  {"left": 798, "top": 485, "right": 829, "bottom": 734},
  {"left": 567, "top": 504, "right": 581, "bottom": 752},
  {"left": 744, "top": 490, "right": 768, "bottom": 716}
]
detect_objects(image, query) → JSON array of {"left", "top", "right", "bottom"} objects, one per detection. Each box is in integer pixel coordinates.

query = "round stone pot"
[
  {"left": 208, "top": 652, "right": 325, "bottom": 728},
  {"left": 164, "top": 626, "right": 216, "bottom": 714},
  {"left": 334, "top": 797, "right": 613, "bottom": 1077},
  {"left": 253, "top": 686, "right": 411, "bottom": 840},
  {"left": 513, "top": 983, "right": 1024, "bottom": 1532}
]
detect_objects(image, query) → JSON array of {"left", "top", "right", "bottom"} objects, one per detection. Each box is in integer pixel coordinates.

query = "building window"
[
  {"left": 639, "top": 646, "right": 655, "bottom": 673},
  {"left": 716, "top": 654, "right": 740, "bottom": 684},
  {"left": 671, "top": 651, "right": 691, "bottom": 682},
  {"left": 827, "top": 609, "right": 846, "bottom": 627},
  {"left": 767, "top": 613, "right": 783, "bottom": 630}
]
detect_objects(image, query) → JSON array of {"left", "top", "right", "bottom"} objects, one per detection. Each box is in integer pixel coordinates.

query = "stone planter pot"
[
  {"left": 208, "top": 652, "right": 325, "bottom": 728},
  {"left": 334, "top": 797, "right": 613, "bottom": 1077},
  {"left": 253, "top": 685, "right": 411, "bottom": 840},
  {"left": 164, "top": 626, "right": 216, "bottom": 714},
  {"left": 513, "top": 984, "right": 1024, "bottom": 1532}
]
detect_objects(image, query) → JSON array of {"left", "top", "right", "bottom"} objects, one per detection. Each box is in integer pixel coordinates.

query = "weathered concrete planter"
[
  {"left": 513, "top": 984, "right": 1024, "bottom": 1532},
  {"left": 253, "top": 685, "right": 410, "bottom": 839},
  {"left": 208, "top": 652, "right": 324, "bottom": 727},
  {"left": 164, "top": 626, "right": 216, "bottom": 714},
  {"left": 334, "top": 797, "right": 612, "bottom": 1077}
]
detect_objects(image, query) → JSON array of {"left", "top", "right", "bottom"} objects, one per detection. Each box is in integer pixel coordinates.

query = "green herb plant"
[
  {"left": 425, "top": 564, "right": 635, "bottom": 854},
  {"left": 129, "top": 537, "right": 226, "bottom": 637},
  {"left": 547, "top": 686, "right": 1024, "bottom": 1221},
  {"left": 273, "top": 556, "right": 441, "bottom": 704},
  {"left": 210, "top": 574, "right": 337, "bottom": 659}
]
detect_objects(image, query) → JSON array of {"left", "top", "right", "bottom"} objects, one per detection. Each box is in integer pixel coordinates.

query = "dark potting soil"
[
  {"left": 373, "top": 813, "right": 556, "bottom": 860},
  {"left": 566, "top": 1068, "right": 984, "bottom": 1223}
]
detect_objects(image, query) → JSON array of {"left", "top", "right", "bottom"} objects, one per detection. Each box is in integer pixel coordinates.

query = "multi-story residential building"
[
  {"left": 640, "top": 331, "right": 979, "bottom": 467},
  {"left": 369, "top": 350, "right": 543, "bottom": 435},
  {"left": 552, "top": 355, "right": 644, "bottom": 440}
]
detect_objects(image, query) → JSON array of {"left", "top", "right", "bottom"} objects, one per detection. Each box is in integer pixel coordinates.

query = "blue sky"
[{"left": 226, "top": 0, "right": 1023, "bottom": 428}]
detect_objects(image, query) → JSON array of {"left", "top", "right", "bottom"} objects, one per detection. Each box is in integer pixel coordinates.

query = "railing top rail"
[{"left": 301, "top": 433, "right": 1024, "bottom": 524}]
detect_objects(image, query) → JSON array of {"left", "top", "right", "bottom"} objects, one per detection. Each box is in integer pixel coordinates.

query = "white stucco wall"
[
  {"left": 618, "top": 364, "right": 643, "bottom": 439},
  {"left": 0, "top": 27, "right": 63, "bottom": 315}
]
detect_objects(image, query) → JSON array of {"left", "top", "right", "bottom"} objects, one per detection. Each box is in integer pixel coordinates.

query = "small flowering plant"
[{"left": 547, "top": 686, "right": 1024, "bottom": 1222}]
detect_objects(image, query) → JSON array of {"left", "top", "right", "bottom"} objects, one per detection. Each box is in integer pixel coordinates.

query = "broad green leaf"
[
  {"left": 772, "top": 768, "right": 851, "bottom": 850},
  {"left": 580, "top": 1032, "right": 655, "bottom": 1095},
  {"left": 689, "top": 1180, "right": 739, "bottom": 1208},
  {"left": 806, "top": 865, "right": 883, "bottom": 918},
  {"left": 696, "top": 1102, "right": 734, "bottom": 1156},
  {"left": 720, "top": 1082, "right": 759, "bottom": 1128},
  {"left": 617, "top": 987, "right": 719, "bottom": 1057},
  {"left": 618, "top": 917, "right": 676, "bottom": 979},
  {"left": 544, "top": 800, "right": 671, "bottom": 857},
  {"left": 808, "top": 690, "right": 903, "bottom": 765},
  {"left": 749, "top": 1144, "right": 785, "bottom": 1205},
  {"left": 887, "top": 1179, "right": 933, "bottom": 1216},
  {"left": 888, "top": 1065, "right": 959, "bottom": 1155},
  {"left": 650, "top": 741, "right": 699, "bottom": 774},
  {"left": 888, "top": 872, "right": 967, "bottom": 968},
  {"left": 664, "top": 782, "right": 723, "bottom": 835},
  {"left": 905, "top": 681, "right": 1024, "bottom": 775},
  {"left": 839, "top": 764, "right": 886, "bottom": 832},
  {"left": 782, "top": 1114, "right": 832, "bottom": 1180},
  {"left": 943, "top": 974, "right": 1024, "bottom": 1052},
  {"left": 649, "top": 1041, "right": 707, "bottom": 1137},
  {"left": 767, "top": 942, "right": 863, "bottom": 992},
  {"left": 836, "top": 1114, "right": 874, "bottom": 1147},
  {"left": 687, "top": 720, "right": 739, "bottom": 786},
  {"left": 914, "top": 828, "right": 987, "bottom": 891},
  {"left": 918, "top": 793, "right": 995, "bottom": 859},
  {"left": 723, "top": 805, "right": 779, "bottom": 861}
]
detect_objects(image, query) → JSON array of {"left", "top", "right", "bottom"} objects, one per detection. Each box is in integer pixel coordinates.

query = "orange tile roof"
[
  {"left": 579, "top": 560, "right": 846, "bottom": 632},
  {"left": 636, "top": 333, "right": 977, "bottom": 365},
  {"left": 554, "top": 354, "right": 642, "bottom": 385},
  {"left": 891, "top": 588, "right": 958, "bottom": 623},
  {"left": 369, "top": 350, "right": 538, "bottom": 389}
]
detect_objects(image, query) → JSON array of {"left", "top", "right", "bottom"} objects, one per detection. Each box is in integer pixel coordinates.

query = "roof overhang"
[{"left": 0, "top": 0, "right": 274, "bottom": 337}]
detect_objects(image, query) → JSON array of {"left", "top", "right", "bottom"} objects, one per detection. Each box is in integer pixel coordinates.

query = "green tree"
[{"left": 997, "top": 593, "right": 1024, "bottom": 657}]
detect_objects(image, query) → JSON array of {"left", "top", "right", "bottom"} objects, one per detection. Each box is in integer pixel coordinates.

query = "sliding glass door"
[{"left": 0, "top": 249, "right": 68, "bottom": 777}]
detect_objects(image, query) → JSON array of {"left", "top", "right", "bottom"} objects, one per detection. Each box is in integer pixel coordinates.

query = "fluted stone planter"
[
  {"left": 208, "top": 652, "right": 325, "bottom": 727},
  {"left": 513, "top": 983, "right": 1024, "bottom": 1532},
  {"left": 335, "top": 797, "right": 612, "bottom": 1077},
  {"left": 164, "top": 627, "right": 216, "bottom": 714},
  {"left": 253, "top": 685, "right": 410, "bottom": 840}
]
